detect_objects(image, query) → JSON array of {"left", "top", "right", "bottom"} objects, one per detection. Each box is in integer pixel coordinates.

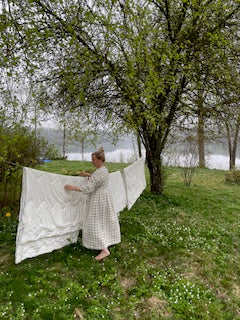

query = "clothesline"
[{"left": 15, "top": 157, "right": 146, "bottom": 264}]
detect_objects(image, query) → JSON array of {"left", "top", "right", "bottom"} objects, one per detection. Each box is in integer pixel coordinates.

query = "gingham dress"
[{"left": 81, "top": 166, "right": 121, "bottom": 250}]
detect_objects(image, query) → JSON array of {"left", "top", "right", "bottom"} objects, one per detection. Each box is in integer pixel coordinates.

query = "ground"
[{"left": 0, "top": 162, "right": 240, "bottom": 319}]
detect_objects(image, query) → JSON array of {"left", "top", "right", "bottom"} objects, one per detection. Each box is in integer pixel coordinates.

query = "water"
[
  {"left": 67, "top": 149, "right": 138, "bottom": 163},
  {"left": 66, "top": 149, "right": 239, "bottom": 170},
  {"left": 165, "top": 154, "right": 240, "bottom": 170},
  {"left": 205, "top": 155, "right": 240, "bottom": 170}
]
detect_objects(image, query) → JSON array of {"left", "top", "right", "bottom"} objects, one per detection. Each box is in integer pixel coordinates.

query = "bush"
[
  {"left": 43, "top": 144, "right": 61, "bottom": 160},
  {"left": 180, "top": 166, "right": 195, "bottom": 186},
  {"left": 225, "top": 167, "right": 240, "bottom": 184},
  {"left": 0, "top": 124, "right": 60, "bottom": 207}
]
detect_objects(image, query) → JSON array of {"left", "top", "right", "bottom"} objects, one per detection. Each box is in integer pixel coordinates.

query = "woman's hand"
[
  {"left": 64, "top": 184, "right": 75, "bottom": 191},
  {"left": 78, "top": 171, "right": 92, "bottom": 177}
]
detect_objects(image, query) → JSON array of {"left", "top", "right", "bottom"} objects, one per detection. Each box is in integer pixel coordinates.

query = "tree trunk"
[
  {"left": 34, "top": 104, "right": 37, "bottom": 159},
  {"left": 144, "top": 142, "right": 164, "bottom": 194},
  {"left": 229, "top": 150, "right": 235, "bottom": 169},
  {"left": 226, "top": 112, "right": 240, "bottom": 170},
  {"left": 226, "top": 122, "right": 233, "bottom": 169},
  {"left": 62, "top": 122, "right": 66, "bottom": 158},
  {"left": 146, "top": 154, "right": 164, "bottom": 193},
  {"left": 81, "top": 139, "right": 84, "bottom": 161},
  {"left": 198, "top": 112, "right": 205, "bottom": 168},
  {"left": 137, "top": 133, "right": 142, "bottom": 158},
  {"left": 231, "top": 113, "right": 240, "bottom": 169},
  {"left": 197, "top": 104, "right": 205, "bottom": 168}
]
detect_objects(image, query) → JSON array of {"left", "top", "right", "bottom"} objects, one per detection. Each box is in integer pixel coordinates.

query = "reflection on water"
[
  {"left": 66, "top": 149, "right": 239, "bottom": 170},
  {"left": 205, "top": 155, "right": 240, "bottom": 170},
  {"left": 164, "top": 154, "right": 240, "bottom": 170}
]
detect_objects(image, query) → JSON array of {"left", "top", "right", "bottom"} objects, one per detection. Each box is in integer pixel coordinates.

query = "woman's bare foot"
[{"left": 95, "top": 248, "right": 110, "bottom": 261}]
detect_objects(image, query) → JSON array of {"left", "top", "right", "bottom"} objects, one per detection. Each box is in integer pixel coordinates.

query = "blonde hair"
[{"left": 92, "top": 147, "right": 105, "bottom": 162}]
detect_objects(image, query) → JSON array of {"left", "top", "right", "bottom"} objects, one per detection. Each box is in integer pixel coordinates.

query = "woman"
[{"left": 64, "top": 147, "right": 121, "bottom": 261}]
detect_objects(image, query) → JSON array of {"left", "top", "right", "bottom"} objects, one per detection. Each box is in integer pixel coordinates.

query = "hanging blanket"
[
  {"left": 15, "top": 169, "right": 86, "bottom": 264},
  {"left": 123, "top": 157, "right": 147, "bottom": 209},
  {"left": 109, "top": 170, "right": 127, "bottom": 213},
  {"left": 15, "top": 158, "right": 146, "bottom": 263}
]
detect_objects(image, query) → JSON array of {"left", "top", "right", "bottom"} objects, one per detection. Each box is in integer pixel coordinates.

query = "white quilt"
[
  {"left": 15, "top": 158, "right": 146, "bottom": 263},
  {"left": 123, "top": 157, "right": 147, "bottom": 209},
  {"left": 109, "top": 170, "right": 127, "bottom": 213}
]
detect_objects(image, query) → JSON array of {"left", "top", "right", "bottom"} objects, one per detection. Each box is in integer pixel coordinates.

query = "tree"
[
  {"left": 5, "top": 0, "right": 240, "bottom": 193},
  {"left": 213, "top": 16, "right": 240, "bottom": 170},
  {"left": 215, "top": 86, "right": 240, "bottom": 170},
  {"left": 173, "top": 4, "right": 240, "bottom": 170},
  {"left": 226, "top": 110, "right": 240, "bottom": 170}
]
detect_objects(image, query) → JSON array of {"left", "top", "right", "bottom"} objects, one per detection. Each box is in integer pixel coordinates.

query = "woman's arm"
[
  {"left": 78, "top": 171, "right": 92, "bottom": 177},
  {"left": 64, "top": 184, "right": 81, "bottom": 192}
]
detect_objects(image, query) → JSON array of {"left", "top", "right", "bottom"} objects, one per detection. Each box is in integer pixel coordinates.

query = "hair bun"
[{"left": 92, "top": 147, "right": 105, "bottom": 162}]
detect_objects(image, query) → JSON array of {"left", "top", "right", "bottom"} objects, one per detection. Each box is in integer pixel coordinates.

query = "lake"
[{"left": 66, "top": 149, "right": 239, "bottom": 170}]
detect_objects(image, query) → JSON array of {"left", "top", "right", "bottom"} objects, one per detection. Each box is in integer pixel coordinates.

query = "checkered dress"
[{"left": 81, "top": 166, "right": 121, "bottom": 250}]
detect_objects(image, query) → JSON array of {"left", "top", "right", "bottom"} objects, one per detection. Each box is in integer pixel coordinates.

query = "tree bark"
[
  {"left": 137, "top": 133, "right": 142, "bottom": 158},
  {"left": 226, "top": 112, "right": 240, "bottom": 170},
  {"left": 226, "top": 122, "right": 233, "bottom": 169},
  {"left": 230, "top": 150, "right": 235, "bottom": 169},
  {"left": 231, "top": 113, "right": 240, "bottom": 169},
  {"left": 196, "top": 88, "right": 206, "bottom": 168},
  {"left": 197, "top": 109, "right": 205, "bottom": 168},
  {"left": 142, "top": 132, "right": 165, "bottom": 194},
  {"left": 145, "top": 148, "right": 164, "bottom": 194},
  {"left": 62, "top": 122, "right": 66, "bottom": 158},
  {"left": 81, "top": 139, "right": 84, "bottom": 161}
]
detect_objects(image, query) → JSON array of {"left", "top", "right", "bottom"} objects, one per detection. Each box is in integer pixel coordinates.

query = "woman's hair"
[{"left": 92, "top": 147, "right": 105, "bottom": 162}]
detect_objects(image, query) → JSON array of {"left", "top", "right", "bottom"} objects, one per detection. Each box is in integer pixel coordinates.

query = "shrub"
[
  {"left": 181, "top": 166, "right": 195, "bottom": 186},
  {"left": 0, "top": 124, "right": 60, "bottom": 207},
  {"left": 44, "top": 144, "right": 61, "bottom": 160},
  {"left": 225, "top": 167, "right": 240, "bottom": 184}
]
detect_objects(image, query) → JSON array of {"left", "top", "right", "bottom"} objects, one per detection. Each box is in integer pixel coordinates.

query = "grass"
[{"left": 0, "top": 161, "right": 240, "bottom": 319}]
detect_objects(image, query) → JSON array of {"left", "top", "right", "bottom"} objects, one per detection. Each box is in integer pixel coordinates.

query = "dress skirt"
[{"left": 81, "top": 167, "right": 121, "bottom": 250}]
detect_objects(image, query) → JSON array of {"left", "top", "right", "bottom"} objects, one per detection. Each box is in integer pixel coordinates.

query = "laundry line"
[{"left": 15, "top": 157, "right": 146, "bottom": 264}]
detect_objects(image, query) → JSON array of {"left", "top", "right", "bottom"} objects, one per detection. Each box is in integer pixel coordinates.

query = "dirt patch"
[
  {"left": 147, "top": 296, "right": 165, "bottom": 309},
  {"left": 183, "top": 261, "right": 201, "bottom": 280},
  {"left": 146, "top": 296, "right": 172, "bottom": 317},
  {"left": 178, "top": 210, "right": 186, "bottom": 219},
  {"left": 120, "top": 278, "right": 136, "bottom": 289},
  {"left": 74, "top": 308, "right": 84, "bottom": 319},
  {"left": 232, "top": 284, "right": 240, "bottom": 298},
  {"left": 0, "top": 254, "right": 11, "bottom": 265}
]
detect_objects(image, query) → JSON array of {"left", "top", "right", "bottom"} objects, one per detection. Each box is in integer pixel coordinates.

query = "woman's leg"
[{"left": 95, "top": 248, "right": 110, "bottom": 260}]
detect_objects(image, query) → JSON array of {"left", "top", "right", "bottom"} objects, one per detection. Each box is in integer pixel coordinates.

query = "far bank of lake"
[{"left": 66, "top": 149, "right": 239, "bottom": 170}]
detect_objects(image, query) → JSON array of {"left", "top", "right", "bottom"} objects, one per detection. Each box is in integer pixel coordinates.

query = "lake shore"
[{"left": 66, "top": 149, "right": 239, "bottom": 170}]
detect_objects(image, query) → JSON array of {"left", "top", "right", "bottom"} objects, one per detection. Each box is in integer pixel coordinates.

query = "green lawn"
[{"left": 0, "top": 161, "right": 240, "bottom": 319}]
